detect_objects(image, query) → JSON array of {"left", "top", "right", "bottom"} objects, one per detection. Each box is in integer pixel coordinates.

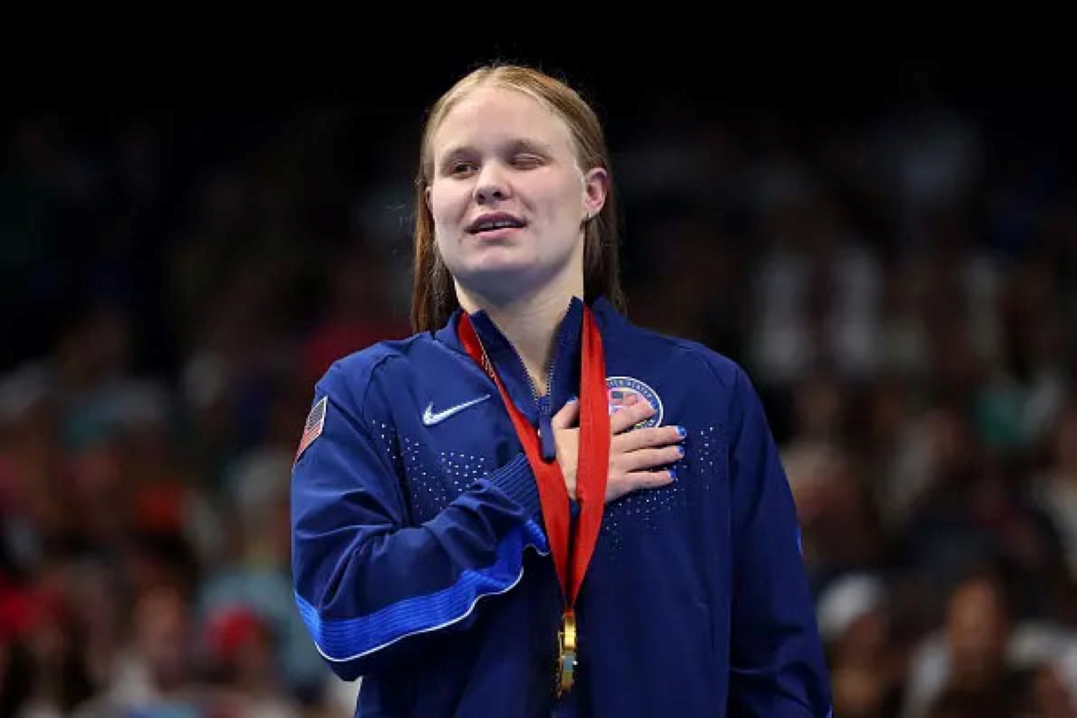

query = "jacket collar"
[{"left": 436, "top": 295, "right": 621, "bottom": 420}]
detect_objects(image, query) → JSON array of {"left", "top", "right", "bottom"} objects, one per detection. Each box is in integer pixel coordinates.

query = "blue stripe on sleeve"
[{"left": 295, "top": 519, "right": 548, "bottom": 662}]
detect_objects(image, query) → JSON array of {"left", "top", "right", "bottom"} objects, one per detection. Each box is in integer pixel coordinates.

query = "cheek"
[
  {"left": 429, "top": 183, "right": 468, "bottom": 225},
  {"left": 546, "top": 180, "right": 584, "bottom": 221}
]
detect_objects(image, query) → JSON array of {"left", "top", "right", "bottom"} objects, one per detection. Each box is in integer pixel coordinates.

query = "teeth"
[{"left": 475, "top": 219, "right": 521, "bottom": 231}]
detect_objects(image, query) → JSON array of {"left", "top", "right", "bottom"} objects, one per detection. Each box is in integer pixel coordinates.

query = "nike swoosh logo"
[{"left": 422, "top": 395, "right": 492, "bottom": 426}]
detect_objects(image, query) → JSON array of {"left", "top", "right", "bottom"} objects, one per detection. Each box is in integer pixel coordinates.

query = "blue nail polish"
[
  {"left": 669, "top": 468, "right": 678, "bottom": 481},
  {"left": 677, "top": 445, "right": 685, "bottom": 457},
  {"left": 677, "top": 426, "right": 686, "bottom": 438},
  {"left": 568, "top": 396, "right": 578, "bottom": 403}
]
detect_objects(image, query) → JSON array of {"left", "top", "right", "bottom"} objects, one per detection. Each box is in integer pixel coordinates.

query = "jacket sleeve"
[
  {"left": 290, "top": 361, "right": 547, "bottom": 681},
  {"left": 726, "top": 365, "right": 833, "bottom": 717}
]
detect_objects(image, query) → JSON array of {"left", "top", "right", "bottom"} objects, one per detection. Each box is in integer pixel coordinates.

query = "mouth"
[{"left": 466, "top": 212, "right": 527, "bottom": 235}]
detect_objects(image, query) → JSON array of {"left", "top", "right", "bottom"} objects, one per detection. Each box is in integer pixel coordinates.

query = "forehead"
[{"left": 431, "top": 85, "right": 576, "bottom": 157}]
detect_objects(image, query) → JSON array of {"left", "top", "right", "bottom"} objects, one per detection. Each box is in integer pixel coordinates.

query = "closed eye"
[{"left": 511, "top": 154, "right": 544, "bottom": 169}]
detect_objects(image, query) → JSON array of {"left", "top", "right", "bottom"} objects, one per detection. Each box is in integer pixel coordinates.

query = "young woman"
[{"left": 291, "top": 63, "right": 832, "bottom": 716}]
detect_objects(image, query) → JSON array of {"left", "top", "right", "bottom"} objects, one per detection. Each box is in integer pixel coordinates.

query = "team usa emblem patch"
[
  {"left": 295, "top": 396, "right": 328, "bottom": 464},
  {"left": 606, "top": 376, "right": 663, "bottom": 428}
]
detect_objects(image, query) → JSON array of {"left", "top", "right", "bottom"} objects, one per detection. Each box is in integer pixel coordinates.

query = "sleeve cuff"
[{"left": 488, "top": 453, "right": 542, "bottom": 521}]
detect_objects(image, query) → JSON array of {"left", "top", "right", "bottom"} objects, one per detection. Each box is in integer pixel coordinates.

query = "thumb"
[{"left": 550, "top": 396, "right": 580, "bottom": 430}]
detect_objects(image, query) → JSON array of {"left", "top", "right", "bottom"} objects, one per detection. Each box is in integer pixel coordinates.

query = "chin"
[
  {"left": 458, "top": 265, "right": 540, "bottom": 299},
  {"left": 446, "top": 247, "right": 579, "bottom": 302}
]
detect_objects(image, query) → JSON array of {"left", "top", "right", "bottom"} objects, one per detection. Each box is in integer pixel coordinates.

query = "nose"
[
  {"left": 476, "top": 185, "right": 504, "bottom": 202},
  {"left": 474, "top": 165, "right": 510, "bottom": 204}
]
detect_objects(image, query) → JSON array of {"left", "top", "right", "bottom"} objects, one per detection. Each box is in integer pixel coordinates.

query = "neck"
[{"left": 457, "top": 280, "right": 581, "bottom": 396}]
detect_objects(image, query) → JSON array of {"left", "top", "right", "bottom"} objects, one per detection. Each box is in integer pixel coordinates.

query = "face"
[
  {"left": 946, "top": 579, "right": 1008, "bottom": 685},
  {"left": 426, "top": 85, "right": 607, "bottom": 303}
]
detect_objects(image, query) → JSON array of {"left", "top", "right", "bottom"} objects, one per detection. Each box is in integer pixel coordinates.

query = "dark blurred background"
[{"left": 2, "top": 51, "right": 1077, "bottom": 716}]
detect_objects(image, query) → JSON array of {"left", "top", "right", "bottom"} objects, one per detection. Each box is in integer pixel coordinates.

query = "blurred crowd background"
[{"left": 2, "top": 55, "right": 1077, "bottom": 716}]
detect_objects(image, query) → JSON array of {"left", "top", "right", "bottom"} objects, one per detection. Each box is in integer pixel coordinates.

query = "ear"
[
  {"left": 424, "top": 184, "right": 433, "bottom": 213},
  {"left": 581, "top": 167, "right": 609, "bottom": 219}
]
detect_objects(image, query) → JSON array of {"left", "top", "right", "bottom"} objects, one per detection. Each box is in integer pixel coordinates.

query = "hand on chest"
[{"left": 395, "top": 372, "right": 724, "bottom": 531}]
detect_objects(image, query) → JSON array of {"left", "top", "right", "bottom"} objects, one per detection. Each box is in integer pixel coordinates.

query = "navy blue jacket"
[{"left": 291, "top": 296, "right": 832, "bottom": 716}]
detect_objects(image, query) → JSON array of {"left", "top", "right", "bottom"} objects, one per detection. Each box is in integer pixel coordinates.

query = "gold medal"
[{"left": 555, "top": 610, "right": 578, "bottom": 698}]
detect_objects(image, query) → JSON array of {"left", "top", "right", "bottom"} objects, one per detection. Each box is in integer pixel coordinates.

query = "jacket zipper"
[
  {"left": 505, "top": 307, "right": 570, "bottom": 464},
  {"left": 536, "top": 357, "right": 558, "bottom": 463}
]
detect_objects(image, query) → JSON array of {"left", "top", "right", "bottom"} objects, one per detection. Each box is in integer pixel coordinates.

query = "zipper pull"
[
  {"left": 569, "top": 498, "right": 580, "bottom": 521},
  {"left": 539, "top": 400, "right": 557, "bottom": 463}
]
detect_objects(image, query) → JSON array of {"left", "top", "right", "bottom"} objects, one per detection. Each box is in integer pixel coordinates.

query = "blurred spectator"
[
  {"left": 1034, "top": 403, "right": 1077, "bottom": 577},
  {"left": 818, "top": 573, "right": 905, "bottom": 718}
]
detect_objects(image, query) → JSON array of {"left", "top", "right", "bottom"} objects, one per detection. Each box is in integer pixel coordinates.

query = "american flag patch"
[{"left": 294, "top": 396, "right": 328, "bottom": 464}]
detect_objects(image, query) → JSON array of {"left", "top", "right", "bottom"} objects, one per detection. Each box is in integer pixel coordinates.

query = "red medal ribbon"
[{"left": 457, "top": 306, "right": 609, "bottom": 613}]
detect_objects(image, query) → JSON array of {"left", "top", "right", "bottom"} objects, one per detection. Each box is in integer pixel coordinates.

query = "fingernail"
[
  {"left": 676, "top": 426, "right": 686, "bottom": 438},
  {"left": 669, "top": 468, "right": 678, "bottom": 481},
  {"left": 568, "top": 395, "right": 578, "bottom": 403},
  {"left": 677, "top": 446, "right": 685, "bottom": 457}
]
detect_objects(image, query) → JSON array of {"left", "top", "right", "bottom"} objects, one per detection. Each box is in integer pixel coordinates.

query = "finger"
[
  {"left": 610, "top": 399, "right": 656, "bottom": 434},
  {"left": 618, "top": 446, "right": 684, "bottom": 473},
  {"left": 628, "top": 469, "right": 677, "bottom": 489},
  {"left": 613, "top": 425, "right": 685, "bottom": 453},
  {"left": 609, "top": 469, "right": 675, "bottom": 501},
  {"left": 551, "top": 396, "right": 579, "bottom": 430}
]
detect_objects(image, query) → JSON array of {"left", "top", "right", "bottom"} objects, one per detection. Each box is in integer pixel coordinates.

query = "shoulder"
[
  {"left": 612, "top": 316, "right": 769, "bottom": 434},
  {"left": 313, "top": 332, "right": 432, "bottom": 414},
  {"left": 613, "top": 315, "right": 750, "bottom": 394},
  {"left": 597, "top": 298, "right": 745, "bottom": 384}
]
